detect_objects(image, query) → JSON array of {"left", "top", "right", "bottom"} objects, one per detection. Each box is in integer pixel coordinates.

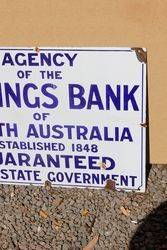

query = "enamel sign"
[{"left": 0, "top": 47, "right": 146, "bottom": 191}]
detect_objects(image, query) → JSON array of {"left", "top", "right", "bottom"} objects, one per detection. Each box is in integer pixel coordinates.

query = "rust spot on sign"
[
  {"left": 99, "top": 162, "right": 107, "bottom": 169},
  {"left": 105, "top": 179, "right": 116, "bottom": 191},
  {"left": 35, "top": 47, "right": 40, "bottom": 53},
  {"left": 140, "top": 123, "right": 147, "bottom": 128},
  {"left": 132, "top": 47, "right": 147, "bottom": 63}
]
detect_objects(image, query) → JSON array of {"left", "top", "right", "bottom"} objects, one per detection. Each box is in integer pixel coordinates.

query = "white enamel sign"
[{"left": 0, "top": 47, "right": 146, "bottom": 191}]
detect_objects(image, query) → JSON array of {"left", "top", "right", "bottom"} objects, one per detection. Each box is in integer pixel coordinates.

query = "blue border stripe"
[
  {"left": 41, "top": 49, "right": 133, "bottom": 52},
  {"left": 0, "top": 180, "right": 140, "bottom": 190},
  {"left": 0, "top": 48, "right": 133, "bottom": 52},
  {"left": 0, "top": 49, "right": 34, "bottom": 51},
  {"left": 140, "top": 63, "right": 144, "bottom": 188}
]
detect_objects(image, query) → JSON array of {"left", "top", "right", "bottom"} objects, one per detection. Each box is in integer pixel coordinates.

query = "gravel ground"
[{"left": 0, "top": 164, "right": 166, "bottom": 250}]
